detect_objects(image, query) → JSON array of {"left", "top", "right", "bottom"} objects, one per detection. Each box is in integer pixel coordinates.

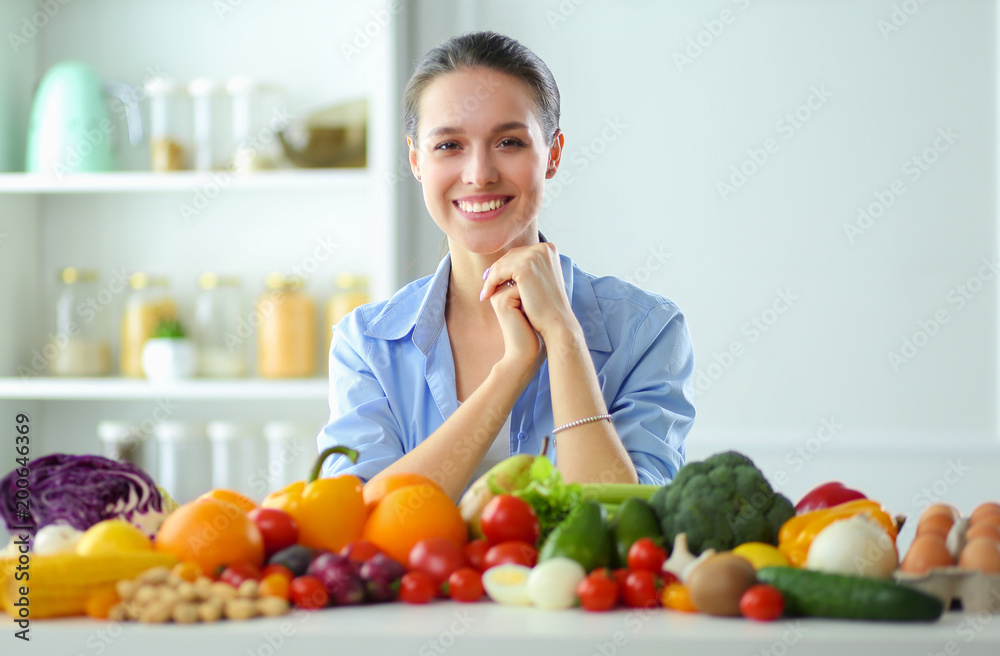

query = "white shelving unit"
[{"left": 0, "top": 0, "right": 408, "bottom": 475}]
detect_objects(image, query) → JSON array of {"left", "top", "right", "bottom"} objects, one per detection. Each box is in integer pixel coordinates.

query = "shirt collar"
[{"left": 364, "top": 250, "right": 612, "bottom": 353}]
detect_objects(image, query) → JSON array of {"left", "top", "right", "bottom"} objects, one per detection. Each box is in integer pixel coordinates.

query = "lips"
[{"left": 454, "top": 196, "right": 512, "bottom": 213}]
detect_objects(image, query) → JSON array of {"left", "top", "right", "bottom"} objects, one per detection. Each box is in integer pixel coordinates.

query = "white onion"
[{"left": 805, "top": 514, "right": 898, "bottom": 578}]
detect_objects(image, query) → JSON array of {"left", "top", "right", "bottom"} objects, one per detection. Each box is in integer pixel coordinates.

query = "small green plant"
[{"left": 151, "top": 318, "right": 186, "bottom": 339}]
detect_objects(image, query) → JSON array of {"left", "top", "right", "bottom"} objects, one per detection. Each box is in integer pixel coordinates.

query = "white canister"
[
  {"left": 207, "top": 421, "right": 264, "bottom": 500},
  {"left": 263, "top": 422, "right": 318, "bottom": 494},
  {"left": 154, "top": 421, "right": 211, "bottom": 504},
  {"left": 97, "top": 421, "right": 146, "bottom": 471}
]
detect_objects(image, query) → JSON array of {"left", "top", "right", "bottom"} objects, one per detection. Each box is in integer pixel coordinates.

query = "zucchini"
[{"left": 757, "top": 567, "right": 943, "bottom": 622}]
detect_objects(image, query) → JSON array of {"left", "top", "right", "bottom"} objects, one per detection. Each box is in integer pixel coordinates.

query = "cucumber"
[{"left": 756, "top": 567, "right": 943, "bottom": 622}]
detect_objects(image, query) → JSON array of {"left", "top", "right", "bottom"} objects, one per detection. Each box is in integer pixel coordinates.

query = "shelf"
[
  {"left": 0, "top": 377, "right": 328, "bottom": 400},
  {"left": 0, "top": 169, "right": 369, "bottom": 194}
]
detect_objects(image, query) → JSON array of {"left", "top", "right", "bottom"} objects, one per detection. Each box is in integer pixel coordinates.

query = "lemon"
[
  {"left": 732, "top": 542, "right": 790, "bottom": 569},
  {"left": 76, "top": 519, "right": 153, "bottom": 556}
]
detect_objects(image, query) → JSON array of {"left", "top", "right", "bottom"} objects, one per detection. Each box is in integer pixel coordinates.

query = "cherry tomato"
[
  {"left": 612, "top": 567, "right": 630, "bottom": 602},
  {"left": 576, "top": 569, "right": 619, "bottom": 612},
  {"left": 623, "top": 570, "right": 661, "bottom": 609},
  {"left": 447, "top": 567, "right": 484, "bottom": 602},
  {"left": 289, "top": 575, "right": 329, "bottom": 609},
  {"left": 261, "top": 563, "right": 295, "bottom": 582},
  {"left": 662, "top": 582, "right": 697, "bottom": 613},
  {"left": 247, "top": 507, "right": 300, "bottom": 559},
  {"left": 408, "top": 537, "right": 467, "bottom": 586},
  {"left": 399, "top": 571, "right": 437, "bottom": 604},
  {"left": 341, "top": 540, "right": 381, "bottom": 564},
  {"left": 464, "top": 538, "right": 490, "bottom": 571},
  {"left": 627, "top": 537, "right": 668, "bottom": 573},
  {"left": 659, "top": 570, "right": 679, "bottom": 588},
  {"left": 219, "top": 563, "right": 261, "bottom": 588},
  {"left": 480, "top": 495, "right": 541, "bottom": 546},
  {"left": 739, "top": 584, "right": 784, "bottom": 621},
  {"left": 483, "top": 540, "right": 538, "bottom": 570},
  {"left": 258, "top": 573, "right": 291, "bottom": 600}
]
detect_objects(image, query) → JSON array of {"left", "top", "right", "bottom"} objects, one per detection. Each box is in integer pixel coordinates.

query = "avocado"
[
  {"left": 608, "top": 497, "right": 664, "bottom": 568},
  {"left": 538, "top": 500, "right": 612, "bottom": 572}
]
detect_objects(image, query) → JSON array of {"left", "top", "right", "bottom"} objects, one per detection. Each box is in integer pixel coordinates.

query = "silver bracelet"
[{"left": 551, "top": 413, "right": 613, "bottom": 435}]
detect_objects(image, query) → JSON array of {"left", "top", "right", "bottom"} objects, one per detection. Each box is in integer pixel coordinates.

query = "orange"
[
  {"left": 362, "top": 483, "right": 467, "bottom": 564},
  {"left": 363, "top": 473, "right": 444, "bottom": 512},
  {"left": 259, "top": 573, "right": 291, "bottom": 600},
  {"left": 200, "top": 488, "right": 258, "bottom": 513},
  {"left": 155, "top": 497, "right": 264, "bottom": 577}
]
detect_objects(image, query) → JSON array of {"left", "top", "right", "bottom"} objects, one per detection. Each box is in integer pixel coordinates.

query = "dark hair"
[{"left": 402, "top": 31, "right": 560, "bottom": 147}]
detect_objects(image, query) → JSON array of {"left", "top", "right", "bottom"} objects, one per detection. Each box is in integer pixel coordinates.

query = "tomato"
[
  {"left": 464, "top": 538, "right": 490, "bottom": 571},
  {"left": 341, "top": 540, "right": 381, "bottom": 564},
  {"left": 247, "top": 507, "right": 300, "bottom": 559},
  {"left": 627, "top": 537, "right": 667, "bottom": 573},
  {"left": 659, "top": 570, "right": 679, "bottom": 588},
  {"left": 219, "top": 563, "right": 261, "bottom": 588},
  {"left": 739, "top": 584, "right": 784, "bottom": 621},
  {"left": 623, "top": 570, "right": 660, "bottom": 609},
  {"left": 447, "top": 567, "right": 484, "bottom": 602},
  {"left": 483, "top": 540, "right": 538, "bottom": 570},
  {"left": 399, "top": 571, "right": 437, "bottom": 604},
  {"left": 576, "top": 569, "right": 619, "bottom": 612},
  {"left": 261, "top": 563, "right": 295, "bottom": 582},
  {"left": 662, "top": 582, "right": 697, "bottom": 613},
  {"left": 289, "top": 575, "right": 329, "bottom": 609},
  {"left": 408, "top": 537, "right": 468, "bottom": 586},
  {"left": 612, "top": 567, "right": 630, "bottom": 602},
  {"left": 480, "top": 495, "right": 541, "bottom": 546}
]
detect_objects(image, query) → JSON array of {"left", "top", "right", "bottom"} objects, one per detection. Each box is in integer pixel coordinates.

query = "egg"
[
  {"left": 958, "top": 537, "right": 1000, "bottom": 573},
  {"left": 915, "top": 513, "right": 955, "bottom": 539},
  {"left": 970, "top": 502, "right": 1000, "bottom": 525},
  {"left": 482, "top": 563, "right": 532, "bottom": 606},
  {"left": 900, "top": 534, "right": 954, "bottom": 574},
  {"left": 965, "top": 523, "right": 1000, "bottom": 542},
  {"left": 920, "top": 503, "right": 961, "bottom": 523}
]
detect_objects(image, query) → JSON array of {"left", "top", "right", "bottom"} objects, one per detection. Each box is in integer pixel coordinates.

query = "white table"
[{"left": 8, "top": 605, "right": 1000, "bottom": 656}]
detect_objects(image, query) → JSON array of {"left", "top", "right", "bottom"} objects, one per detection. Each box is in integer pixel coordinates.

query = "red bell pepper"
[{"left": 794, "top": 481, "right": 867, "bottom": 514}]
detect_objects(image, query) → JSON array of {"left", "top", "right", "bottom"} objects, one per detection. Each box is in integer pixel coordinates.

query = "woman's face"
[{"left": 409, "top": 67, "right": 562, "bottom": 256}]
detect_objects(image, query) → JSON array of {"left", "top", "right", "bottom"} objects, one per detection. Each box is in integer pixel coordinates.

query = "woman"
[{"left": 319, "top": 31, "right": 695, "bottom": 501}]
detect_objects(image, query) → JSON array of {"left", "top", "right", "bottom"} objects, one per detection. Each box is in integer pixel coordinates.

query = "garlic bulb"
[
  {"left": 663, "top": 533, "right": 716, "bottom": 583},
  {"left": 805, "top": 514, "right": 898, "bottom": 578}
]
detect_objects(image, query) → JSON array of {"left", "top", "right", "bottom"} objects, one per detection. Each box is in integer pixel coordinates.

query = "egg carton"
[{"left": 894, "top": 568, "right": 1000, "bottom": 613}]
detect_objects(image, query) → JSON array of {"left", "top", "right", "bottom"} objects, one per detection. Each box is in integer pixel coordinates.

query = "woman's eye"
[
  {"left": 499, "top": 138, "right": 525, "bottom": 148},
  {"left": 434, "top": 141, "right": 460, "bottom": 151}
]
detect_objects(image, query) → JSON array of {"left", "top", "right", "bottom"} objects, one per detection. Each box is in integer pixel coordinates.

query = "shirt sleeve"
[
  {"left": 317, "top": 311, "right": 405, "bottom": 483},
  {"left": 610, "top": 303, "right": 695, "bottom": 485}
]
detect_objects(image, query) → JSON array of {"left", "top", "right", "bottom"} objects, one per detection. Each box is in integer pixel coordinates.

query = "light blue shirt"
[{"left": 318, "top": 251, "right": 696, "bottom": 485}]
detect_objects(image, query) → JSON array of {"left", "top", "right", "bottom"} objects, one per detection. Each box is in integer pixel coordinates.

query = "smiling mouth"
[{"left": 454, "top": 197, "right": 512, "bottom": 213}]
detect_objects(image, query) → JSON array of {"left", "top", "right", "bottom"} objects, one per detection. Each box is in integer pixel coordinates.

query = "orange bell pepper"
[
  {"left": 778, "top": 498, "right": 897, "bottom": 567},
  {"left": 261, "top": 446, "right": 366, "bottom": 553}
]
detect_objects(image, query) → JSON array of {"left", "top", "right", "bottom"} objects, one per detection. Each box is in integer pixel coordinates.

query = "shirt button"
[{"left": 516, "top": 431, "right": 528, "bottom": 442}]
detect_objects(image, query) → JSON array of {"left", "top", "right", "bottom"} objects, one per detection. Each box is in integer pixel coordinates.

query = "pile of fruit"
[{"left": 2, "top": 447, "right": 999, "bottom": 623}]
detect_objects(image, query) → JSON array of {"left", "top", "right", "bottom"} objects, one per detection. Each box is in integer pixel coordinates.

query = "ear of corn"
[{"left": 1, "top": 551, "right": 178, "bottom": 619}]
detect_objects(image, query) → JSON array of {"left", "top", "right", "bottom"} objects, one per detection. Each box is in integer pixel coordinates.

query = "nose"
[{"left": 462, "top": 145, "right": 499, "bottom": 187}]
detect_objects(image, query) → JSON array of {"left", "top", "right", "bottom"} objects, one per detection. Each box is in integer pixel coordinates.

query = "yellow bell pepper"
[
  {"left": 778, "top": 498, "right": 898, "bottom": 567},
  {"left": 261, "top": 446, "right": 367, "bottom": 553}
]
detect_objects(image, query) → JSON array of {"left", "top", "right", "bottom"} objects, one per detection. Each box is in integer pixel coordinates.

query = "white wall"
[{"left": 405, "top": 0, "right": 1000, "bottom": 535}]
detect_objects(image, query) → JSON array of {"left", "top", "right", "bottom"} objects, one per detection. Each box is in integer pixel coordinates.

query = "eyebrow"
[{"left": 425, "top": 121, "right": 530, "bottom": 139}]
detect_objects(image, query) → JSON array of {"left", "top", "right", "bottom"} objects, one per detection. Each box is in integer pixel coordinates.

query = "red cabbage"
[{"left": 0, "top": 453, "right": 171, "bottom": 537}]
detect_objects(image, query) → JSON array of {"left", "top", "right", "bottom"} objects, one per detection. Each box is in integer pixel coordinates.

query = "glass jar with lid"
[
  {"left": 49, "top": 267, "right": 111, "bottom": 376},
  {"left": 144, "top": 77, "right": 190, "bottom": 172},
  {"left": 257, "top": 273, "right": 316, "bottom": 378},
  {"left": 325, "top": 272, "right": 370, "bottom": 366},
  {"left": 193, "top": 273, "right": 246, "bottom": 377},
  {"left": 188, "top": 78, "right": 232, "bottom": 171},
  {"left": 120, "top": 273, "right": 177, "bottom": 378}
]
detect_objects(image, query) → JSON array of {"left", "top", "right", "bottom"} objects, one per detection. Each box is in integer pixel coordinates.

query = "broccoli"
[{"left": 649, "top": 450, "right": 794, "bottom": 555}]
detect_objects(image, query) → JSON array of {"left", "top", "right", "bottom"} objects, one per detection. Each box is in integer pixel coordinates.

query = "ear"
[
  {"left": 545, "top": 130, "right": 565, "bottom": 179},
  {"left": 406, "top": 136, "right": 421, "bottom": 181}
]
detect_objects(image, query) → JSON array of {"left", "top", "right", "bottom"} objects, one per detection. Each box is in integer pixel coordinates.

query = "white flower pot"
[{"left": 141, "top": 338, "right": 197, "bottom": 381}]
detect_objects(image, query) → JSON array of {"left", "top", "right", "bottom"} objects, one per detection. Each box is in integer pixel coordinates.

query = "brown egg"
[
  {"left": 970, "top": 502, "right": 1000, "bottom": 525},
  {"left": 916, "top": 513, "right": 955, "bottom": 539},
  {"left": 901, "top": 534, "right": 954, "bottom": 574},
  {"left": 958, "top": 538, "right": 1000, "bottom": 573},
  {"left": 920, "top": 503, "right": 962, "bottom": 523},
  {"left": 965, "top": 523, "right": 1000, "bottom": 542}
]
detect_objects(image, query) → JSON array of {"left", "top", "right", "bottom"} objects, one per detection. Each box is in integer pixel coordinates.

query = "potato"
[{"left": 687, "top": 553, "right": 757, "bottom": 616}]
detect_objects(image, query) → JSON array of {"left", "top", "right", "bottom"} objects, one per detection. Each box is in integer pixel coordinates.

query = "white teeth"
[{"left": 458, "top": 198, "right": 508, "bottom": 213}]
